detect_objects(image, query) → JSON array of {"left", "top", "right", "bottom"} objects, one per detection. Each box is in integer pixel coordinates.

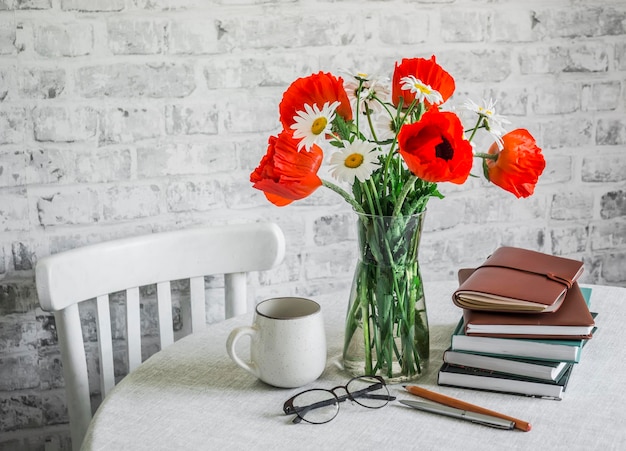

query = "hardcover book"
[
  {"left": 442, "top": 348, "right": 571, "bottom": 381},
  {"left": 449, "top": 318, "right": 592, "bottom": 363},
  {"left": 437, "top": 362, "right": 574, "bottom": 400},
  {"left": 453, "top": 247, "right": 584, "bottom": 313},
  {"left": 462, "top": 282, "right": 595, "bottom": 339}
]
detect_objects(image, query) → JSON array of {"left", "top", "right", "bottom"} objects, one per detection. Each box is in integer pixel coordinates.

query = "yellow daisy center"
[
  {"left": 311, "top": 117, "right": 328, "bottom": 135},
  {"left": 414, "top": 83, "right": 432, "bottom": 95},
  {"left": 344, "top": 153, "right": 364, "bottom": 168}
]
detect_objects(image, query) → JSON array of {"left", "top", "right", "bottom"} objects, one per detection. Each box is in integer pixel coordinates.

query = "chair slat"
[
  {"left": 225, "top": 272, "right": 247, "bottom": 319},
  {"left": 95, "top": 295, "right": 115, "bottom": 397},
  {"left": 156, "top": 281, "right": 174, "bottom": 348},
  {"left": 189, "top": 276, "right": 206, "bottom": 332},
  {"left": 125, "top": 287, "right": 142, "bottom": 372},
  {"left": 179, "top": 293, "right": 191, "bottom": 338}
]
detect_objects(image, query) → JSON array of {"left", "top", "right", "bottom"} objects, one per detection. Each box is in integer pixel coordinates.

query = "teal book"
[
  {"left": 449, "top": 319, "right": 588, "bottom": 363},
  {"left": 437, "top": 362, "right": 574, "bottom": 400}
]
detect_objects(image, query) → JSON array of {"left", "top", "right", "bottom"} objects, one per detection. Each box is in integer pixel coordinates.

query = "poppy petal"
[
  {"left": 392, "top": 56, "right": 455, "bottom": 109},
  {"left": 398, "top": 109, "right": 473, "bottom": 184},
  {"left": 250, "top": 130, "right": 323, "bottom": 206},
  {"left": 279, "top": 72, "right": 353, "bottom": 129},
  {"left": 486, "top": 129, "right": 545, "bottom": 198}
]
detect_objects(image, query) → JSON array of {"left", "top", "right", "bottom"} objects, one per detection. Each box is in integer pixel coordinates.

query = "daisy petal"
[
  {"left": 328, "top": 140, "right": 381, "bottom": 183},
  {"left": 290, "top": 101, "right": 340, "bottom": 151}
]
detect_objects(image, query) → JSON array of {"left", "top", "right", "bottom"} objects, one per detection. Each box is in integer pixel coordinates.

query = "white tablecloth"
[{"left": 82, "top": 281, "right": 626, "bottom": 450}]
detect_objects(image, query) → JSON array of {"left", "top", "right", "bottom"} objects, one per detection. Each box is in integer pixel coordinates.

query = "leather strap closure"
[{"left": 480, "top": 263, "right": 574, "bottom": 289}]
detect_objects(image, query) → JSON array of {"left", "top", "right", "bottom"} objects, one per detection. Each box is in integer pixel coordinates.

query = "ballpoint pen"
[
  {"left": 403, "top": 385, "right": 532, "bottom": 432},
  {"left": 399, "top": 400, "right": 515, "bottom": 430}
]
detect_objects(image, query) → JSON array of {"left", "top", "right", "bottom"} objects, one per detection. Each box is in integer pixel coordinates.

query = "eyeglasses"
[{"left": 282, "top": 375, "right": 396, "bottom": 424}]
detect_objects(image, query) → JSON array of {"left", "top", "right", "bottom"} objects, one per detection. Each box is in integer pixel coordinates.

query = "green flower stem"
[
  {"left": 359, "top": 269, "right": 373, "bottom": 374},
  {"left": 355, "top": 79, "right": 364, "bottom": 131},
  {"left": 365, "top": 107, "right": 379, "bottom": 143},
  {"left": 466, "top": 116, "right": 484, "bottom": 142},
  {"left": 380, "top": 100, "right": 418, "bottom": 189},
  {"left": 392, "top": 175, "right": 418, "bottom": 217},
  {"left": 370, "top": 223, "right": 394, "bottom": 374},
  {"left": 473, "top": 152, "right": 498, "bottom": 160},
  {"left": 321, "top": 179, "right": 365, "bottom": 214},
  {"left": 367, "top": 178, "right": 383, "bottom": 216},
  {"left": 371, "top": 94, "right": 397, "bottom": 132}
]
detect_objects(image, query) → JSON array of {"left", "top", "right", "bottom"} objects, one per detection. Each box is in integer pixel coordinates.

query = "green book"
[{"left": 449, "top": 319, "right": 588, "bottom": 363}]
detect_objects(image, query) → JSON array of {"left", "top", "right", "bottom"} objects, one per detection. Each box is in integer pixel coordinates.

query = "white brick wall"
[{"left": 1, "top": 0, "right": 625, "bottom": 448}]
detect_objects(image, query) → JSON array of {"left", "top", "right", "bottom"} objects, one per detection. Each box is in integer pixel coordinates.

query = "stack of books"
[{"left": 437, "top": 247, "right": 595, "bottom": 400}]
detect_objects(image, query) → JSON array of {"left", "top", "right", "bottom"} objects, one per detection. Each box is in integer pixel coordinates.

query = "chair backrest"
[{"left": 35, "top": 222, "right": 285, "bottom": 450}]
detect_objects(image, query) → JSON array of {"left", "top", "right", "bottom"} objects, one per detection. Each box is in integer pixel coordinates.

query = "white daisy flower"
[
  {"left": 329, "top": 140, "right": 382, "bottom": 183},
  {"left": 464, "top": 98, "right": 511, "bottom": 148},
  {"left": 342, "top": 70, "right": 391, "bottom": 114},
  {"left": 290, "top": 101, "right": 340, "bottom": 151},
  {"left": 369, "top": 110, "right": 398, "bottom": 142},
  {"left": 400, "top": 76, "right": 444, "bottom": 105}
]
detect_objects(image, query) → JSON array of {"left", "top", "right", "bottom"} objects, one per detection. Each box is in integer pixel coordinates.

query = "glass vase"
[{"left": 342, "top": 211, "right": 429, "bottom": 383}]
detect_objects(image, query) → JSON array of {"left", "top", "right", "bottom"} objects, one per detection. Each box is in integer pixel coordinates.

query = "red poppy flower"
[
  {"left": 485, "top": 129, "right": 545, "bottom": 198},
  {"left": 398, "top": 109, "right": 473, "bottom": 184},
  {"left": 392, "top": 56, "right": 455, "bottom": 109},
  {"left": 250, "top": 130, "right": 323, "bottom": 206},
  {"left": 279, "top": 72, "right": 353, "bottom": 129}
]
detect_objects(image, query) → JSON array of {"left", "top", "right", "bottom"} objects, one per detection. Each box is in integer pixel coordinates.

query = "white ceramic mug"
[{"left": 226, "top": 297, "right": 326, "bottom": 388}]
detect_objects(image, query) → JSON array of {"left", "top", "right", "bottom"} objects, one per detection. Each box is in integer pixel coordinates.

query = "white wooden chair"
[{"left": 35, "top": 223, "right": 285, "bottom": 450}]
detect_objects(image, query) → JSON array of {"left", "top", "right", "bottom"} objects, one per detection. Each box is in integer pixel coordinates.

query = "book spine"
[{"left": 436, "top": 380, "right": 564, "bottom": 401}]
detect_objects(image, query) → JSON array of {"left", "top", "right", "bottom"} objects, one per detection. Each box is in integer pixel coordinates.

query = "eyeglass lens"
[
  {"left": 345, "top": 376, "right": 391, "bottom": 408},
  {"left": 289, "top": 389, "right": 340, "bottom": 424},
  {"left": 285, "top": 376, "right": 393, "bottom": 424}
]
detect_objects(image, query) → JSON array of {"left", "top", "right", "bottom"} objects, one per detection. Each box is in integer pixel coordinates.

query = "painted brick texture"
[{"left": 0, "top": 0, "right": 625, "bottom": 448}]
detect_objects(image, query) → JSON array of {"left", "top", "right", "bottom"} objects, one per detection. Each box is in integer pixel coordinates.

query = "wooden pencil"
[{"left": 404, "top": 385, "right": 532, "bottom": 432}]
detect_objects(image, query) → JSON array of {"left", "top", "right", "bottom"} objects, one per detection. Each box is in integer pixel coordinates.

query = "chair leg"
[{"left": 56, "top": 306, "right": 92, "bottom": 450}]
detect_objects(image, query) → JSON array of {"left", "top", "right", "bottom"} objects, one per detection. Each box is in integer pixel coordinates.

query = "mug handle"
[{"left": 226, "top": 326, "right": 260, "bottom": 377}]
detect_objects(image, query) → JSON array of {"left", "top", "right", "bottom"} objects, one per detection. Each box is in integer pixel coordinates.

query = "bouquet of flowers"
[{"left": 250, "top": 56, "right": 546, "bottom": 381}]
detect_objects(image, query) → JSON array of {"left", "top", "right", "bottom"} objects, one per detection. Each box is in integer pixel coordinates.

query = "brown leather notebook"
[
  {"left": 452, "top": 247, "right": 584, "bottom": 313},
  {"left": 458, "top": 268, "right": 595, "bottom": 339}
]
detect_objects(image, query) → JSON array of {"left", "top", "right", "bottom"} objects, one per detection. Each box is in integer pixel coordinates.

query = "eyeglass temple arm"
[
  {"left": 285, "top": 394, "right": 348, "bottom": 417},
  {"left": 348, "top": 384, "right": 396, "bottom": 402},
  {"left": 360, "top": 393, "right": 397, "bottom": 401}
]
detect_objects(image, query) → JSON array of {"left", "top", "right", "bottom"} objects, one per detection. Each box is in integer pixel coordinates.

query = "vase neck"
[{"left": 355, "top": 212, "right": 425, "bottom": 266}]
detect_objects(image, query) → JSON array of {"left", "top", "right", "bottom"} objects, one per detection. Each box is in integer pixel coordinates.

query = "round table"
[{"left": 82, "top": 281, "right": 626, "bottom": 450}]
